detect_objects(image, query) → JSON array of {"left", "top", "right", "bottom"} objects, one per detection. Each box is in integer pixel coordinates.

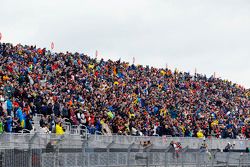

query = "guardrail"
[
  {"left": 0, "top": 132, "right": 249, "bottom": 167},
  {"left": 91, "top": 134, "right": 250, "bottom": 150},
  {"left": 0, "top": 132, "right": 249, "bottom": 151},
  {"left": 31, "top": 115, "right": 250, "bottom": 150},
  {"left": 0, "top": 133, "right": 249, "bottom": 167}
]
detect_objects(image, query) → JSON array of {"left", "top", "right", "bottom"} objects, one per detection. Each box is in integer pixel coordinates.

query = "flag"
[
  {"left": 51, "top": 42, "right": 54, "bottom": 50},
  {"left": 113, "top": 67, "right": 117, "bottom": 75},
  {"left": 133, "top": 57, "right": 135, "bottom": 64},
  {"left": 95, "top": 50, "right": 98, "bottom": 59},
  {"left": 0, "top": 32, "right": 2, "bottom": 41}
]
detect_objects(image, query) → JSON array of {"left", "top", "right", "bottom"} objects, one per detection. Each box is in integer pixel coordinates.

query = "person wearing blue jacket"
[
  {"left": 6, "top": 99, "right": 13, "bottom": 116},
  {"left": 16, "top": 107, "right": 26, "bottom": 128},
  {"left": 6, "top": 116, "right": 13, "bottom": 132}
]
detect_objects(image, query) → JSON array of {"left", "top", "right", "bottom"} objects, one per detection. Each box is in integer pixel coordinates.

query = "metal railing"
[
  {"left": 91, "top": 134, "right": 250, "bottom": 150},
  {"left": 0, "top": 133, "right": 249, "bottom": 167},
  {"left": 5, "top": 121, "right": 250, "bottom": 150},
  {"left": 0, "top": 114, "right": 249, "bottom": 166},
  {"left": 31, "top": 115, "right": 250, "bottom": 150}
]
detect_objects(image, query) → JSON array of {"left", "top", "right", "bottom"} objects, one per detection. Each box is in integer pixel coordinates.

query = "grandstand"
[{"left": 0, "top": 42, "right": 250, "bottom": 166}]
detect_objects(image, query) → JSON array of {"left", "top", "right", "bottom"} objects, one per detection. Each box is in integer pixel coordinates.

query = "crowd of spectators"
[{"left": 0, "top": 42, "right": 250, "bottom": 138}]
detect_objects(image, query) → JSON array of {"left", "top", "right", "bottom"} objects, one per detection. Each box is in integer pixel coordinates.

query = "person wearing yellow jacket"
[
  {"left": 197, "top": 129, "right": 204, "bottom": 138},
  {"left": 55, "top": 122, "right": 65, "bottom": 135}
]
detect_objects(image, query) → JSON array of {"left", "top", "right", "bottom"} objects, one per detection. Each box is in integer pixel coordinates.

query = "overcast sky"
[{"left": 1, "top": 0, "right": 250, "bottom": 88}]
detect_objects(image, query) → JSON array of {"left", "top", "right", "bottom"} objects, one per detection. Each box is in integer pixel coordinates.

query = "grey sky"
[{"left": 1, "top": 0, "right": 250, "bottom": 88}]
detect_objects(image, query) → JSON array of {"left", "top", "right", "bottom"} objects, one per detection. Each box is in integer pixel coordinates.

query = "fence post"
[
  {"left": 164, "top": 146, "right": 171, "bottom": 167},
  {"left": 28, "top": 133, "right": 38, "bottom": 167},
  {"left": 238, "top": 153, "right": 243, "bottom": 167},
  {"left": 55, "top": 142, "right": 59, "bottom": 167},
  {"left": 127, "top": 142, "right": 134, "bottom": 167},
  {"left": 211, "top": 149, "right": 218, "bottom": 167},
  {"left": 107, "top": 141, "right": 114, "bottom": 167},
  {"left": 145, "top": 143, "right": 152, "bottom": 167},
  {"left": 82, "top": 140, "right": 87, "bottom": 167},
  {"left": 211, "top": 153, "right": 214, "bottom": 167},
  {"left": 226, "top": 151, "right": 230, "bottom": 167},
  {"left": 181, "top": 146, "right": 188, "bottom": 167},
  {"left": 54, "top": 135, "right": 65, "bottom": 167},
  {"left": 146, "top": 148, "right": 149, "bottom": 167},
  {"left": 196, "top": 151, "right": 200, "bottom": 167}
]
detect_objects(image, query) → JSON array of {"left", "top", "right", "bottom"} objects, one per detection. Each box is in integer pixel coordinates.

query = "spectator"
[
  {"left": 40, "top": 123, "right": 50, "bottom": 134},
  {"left": 224, "top": 142, "right": 235, "bottom": 152},
  {"left": 0, "top": 119, "right": 3, "bottom": 133},
  {"left": 0, "top": 42, "right": 249, "bottom": 138},
  {"left": 55, "top": 122, "right": 64, "bottom": 135},
  {"left": 46, "top": 142, "right": 54, "bottom": 153},
  {"left": 197, "top": 128, "right": 204, "bottom": 138}
]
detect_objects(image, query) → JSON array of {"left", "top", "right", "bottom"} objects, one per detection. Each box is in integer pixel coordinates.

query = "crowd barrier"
[
  {"left": 92, "top": 134, "right": 250, "bottom": 150},
  {"left": 0, "top": 132, "right": 249, "bottom": 150},
  {"left": 31, "top": 115, "right": 249, "bottom": 150},
  {"left": 0, "top": 133, "right": 249, "bottom": 167}
]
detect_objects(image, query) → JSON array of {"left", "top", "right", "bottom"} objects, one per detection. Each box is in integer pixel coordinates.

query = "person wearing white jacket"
[
  {"left": 76, "top": 110, "right": 86, "bottom": 124},
  {"left": 0, "top": 95, "right": 4, "bottom": 102}
]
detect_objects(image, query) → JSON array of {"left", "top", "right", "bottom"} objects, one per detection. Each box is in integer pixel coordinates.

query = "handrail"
[
  {"left": 95, "top": 131, "right": 102, "bottom": 135},
  {"left": 62, "top": 122, "right": 71, "bottom": 134},
  {"left": 79, "top": 124, "right": 88, "bottom": 137},
  {"left": 1, "top": 132, "right": 249, "bottom": 150},
  {"left": 18, "top": 129, "right": 32, "bottom": 133},
  {"left": 34, "top": 114, "right": 43, "bottom": 118},
  {"left": 70, "top": 125, "right": 79, "bottom": 134}
]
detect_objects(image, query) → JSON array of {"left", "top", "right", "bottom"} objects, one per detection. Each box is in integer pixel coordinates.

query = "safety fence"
[
  {"left": 31, "top": 114, "right": 250, "bottom": 150},
  {"left": 0, "top": 133, "right": 249, "bottom": 167},
  {"left": 92, "top": 135, "right": 250, "bottom": 150}
]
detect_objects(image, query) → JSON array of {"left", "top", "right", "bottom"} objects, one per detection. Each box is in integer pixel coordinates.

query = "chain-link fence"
[{"left": 0, "top": 133, "right": 249, "bottom": 167}]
